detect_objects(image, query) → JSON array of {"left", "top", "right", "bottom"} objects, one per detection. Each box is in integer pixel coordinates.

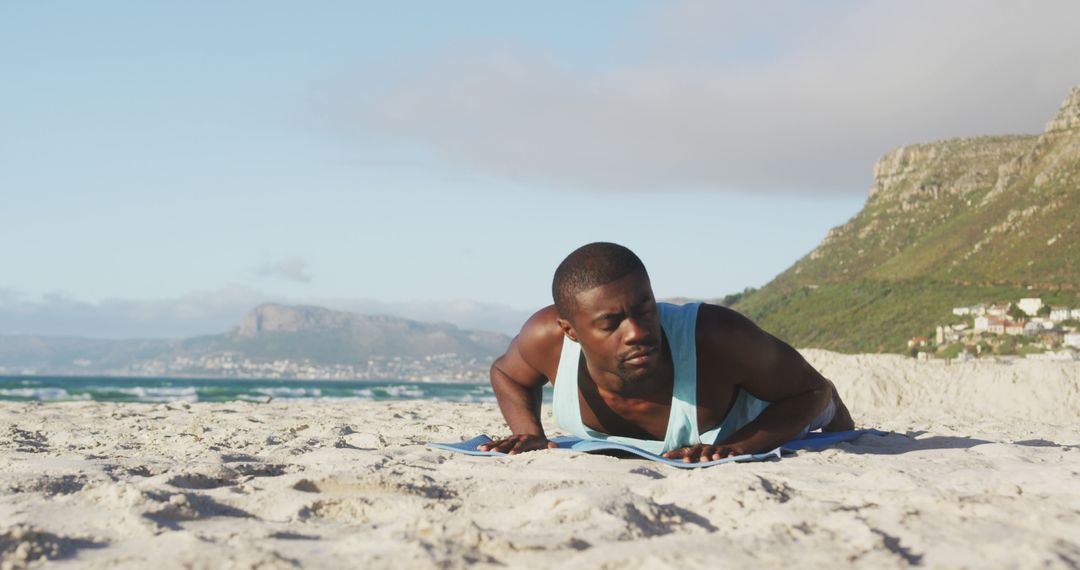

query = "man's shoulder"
[
  {"left": 514, "top": 305, "right": 567, "bottom": 369},
  {"left": 518, "top": 304, "right": 563, "bottom": 338},
  {"left": 694, "top": 303, "right": 763, "bottom": 346}
]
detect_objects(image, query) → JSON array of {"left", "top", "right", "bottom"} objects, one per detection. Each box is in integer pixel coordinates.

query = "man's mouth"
[{"left": 622, "top": 346, "right": 657, "bottom": 366}]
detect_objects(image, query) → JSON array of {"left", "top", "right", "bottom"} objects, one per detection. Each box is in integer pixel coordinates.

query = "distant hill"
[
  {"left": 210, "top": 303, "right": 510, "bottom": 363},
  {"left": 0, "top": 303, "right": 511, "bottom": 378},
  {"left": 733, "top": 84, "right": 1080, "bottom": 353}
]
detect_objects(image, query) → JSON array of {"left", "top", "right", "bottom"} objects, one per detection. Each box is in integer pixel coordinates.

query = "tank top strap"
[
  {"left": 551, "top": 335, "right": 591, "bottom": 440},
  {"left": 659, "top": 302, "right": 704, "bottom": 449}
]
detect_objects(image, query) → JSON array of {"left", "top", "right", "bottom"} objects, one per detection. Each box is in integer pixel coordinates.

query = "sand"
[{"left": 1, "top": 351, "right": 1079, "bottom": 569}]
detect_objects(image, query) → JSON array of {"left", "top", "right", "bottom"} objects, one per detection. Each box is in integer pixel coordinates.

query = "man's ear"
[{"left": 556, "top": 318, "right": 578, "bottom": 342}]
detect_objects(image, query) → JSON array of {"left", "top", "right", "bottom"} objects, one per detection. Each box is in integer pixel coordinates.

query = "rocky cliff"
[{"left": 734, "top": 83, "right": 1080, "bottom": 352}]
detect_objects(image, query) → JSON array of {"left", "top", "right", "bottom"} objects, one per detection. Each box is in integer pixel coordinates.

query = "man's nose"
[{"left": 623, "top": 317, "right": 650, "bottom": 344}]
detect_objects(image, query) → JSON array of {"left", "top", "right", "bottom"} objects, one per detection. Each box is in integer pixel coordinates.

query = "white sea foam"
[
  {"left": 103, "top": 386, "right": 199, "bottom": 403},
  {"left": 0, "top": 387, "right": 89, "bottom": 401},
  {"left": 254, "top": 387, "right": 323, "bottom": 398},
  {"left": 378, "top": 385, "right": 425, "bottom": 398}
]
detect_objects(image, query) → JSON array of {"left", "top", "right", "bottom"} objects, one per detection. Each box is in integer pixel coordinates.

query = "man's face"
[{"left": 563, "top": 270, "right": 663, "bottom": 385}]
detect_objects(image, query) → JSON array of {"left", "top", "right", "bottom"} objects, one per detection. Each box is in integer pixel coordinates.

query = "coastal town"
[
  {"left": 61, "top": 352, "right": 494, "bottom": 383},
  {"left": 912, "top": 297, "right": 1080, "bottom": 361}
]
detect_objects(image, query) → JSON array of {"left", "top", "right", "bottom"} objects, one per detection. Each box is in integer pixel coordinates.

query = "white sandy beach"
[{"left": 2, "top": 350, "right": 1079, "bottom": 569}]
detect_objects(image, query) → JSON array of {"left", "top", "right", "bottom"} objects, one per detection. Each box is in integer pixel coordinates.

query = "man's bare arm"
[
  {"left": 664, "top": 305, "right": 832, "bottom": 461},
  {"left": 479, "top": 307, "right": 561, "bottom": 454},
  {"left": 713, "top": 305, "right": 831, "bottom": 453}
]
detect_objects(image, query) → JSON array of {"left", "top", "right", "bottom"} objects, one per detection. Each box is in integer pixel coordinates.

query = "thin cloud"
[
  {"left": 0, "top": 287, "right": 529, "bottom": 338},
  {"left": 254, "top": 257, "right": 312, "bottom": 283},
  {"left": 327, "top": 0, "right": 1080, "bottom": 195},
  {"left": 0, "top": 286, "right": 270, "bottom": 339}
]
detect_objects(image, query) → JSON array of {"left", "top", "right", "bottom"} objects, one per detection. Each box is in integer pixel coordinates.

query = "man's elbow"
[
  {"left": 489, "top": 358, "right": 513, "bottom": 390},
  {"left": 806, "top": 380, "right": 833, "bottom": 411}
]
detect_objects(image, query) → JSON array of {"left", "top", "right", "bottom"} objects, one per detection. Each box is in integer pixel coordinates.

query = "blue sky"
[{"left": 3, "top": 1, "right": 1080, "bottom": 337}]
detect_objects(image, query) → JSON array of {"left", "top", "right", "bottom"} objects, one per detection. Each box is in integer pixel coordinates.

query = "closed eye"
[{"left": 594, "top": 313, "right": 624, "bottom": 331}]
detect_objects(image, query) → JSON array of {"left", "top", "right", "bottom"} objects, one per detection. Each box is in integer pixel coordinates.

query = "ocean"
[{"left": 0, "top": 375, "right": 521, "bottom": 404}]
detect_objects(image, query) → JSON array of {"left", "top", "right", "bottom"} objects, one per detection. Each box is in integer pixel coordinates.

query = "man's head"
[
  {"left": 552, "top": 243, "right": 663, "bottom": 386},
  {"left": 552, "top": 242, "right": 648, "bottom": 321}
]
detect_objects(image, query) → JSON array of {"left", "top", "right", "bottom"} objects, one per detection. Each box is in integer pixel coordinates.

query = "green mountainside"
[{"left": 733, "top": 84, "right": 1080, "bottom": 353}]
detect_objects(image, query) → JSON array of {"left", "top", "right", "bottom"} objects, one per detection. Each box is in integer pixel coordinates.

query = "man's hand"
[
  {"left": 661, "top": 444, "right": 746, "bottom": 463},
  {"left": 478, "top": 434, "right": 558, "bottom": 455}
]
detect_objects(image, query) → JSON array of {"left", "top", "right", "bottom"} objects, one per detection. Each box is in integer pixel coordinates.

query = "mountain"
[
  {"left": 733, "top": 84, "right": 1080, "bottom": 353},
  {"left": 216, "top": 303, "right": 510, "bottom": 363},
  {"left": 0, "top": 304, "right": 511, "bottom": 379}
]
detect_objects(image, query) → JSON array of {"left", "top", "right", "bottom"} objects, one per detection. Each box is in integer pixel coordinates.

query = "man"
[{"left": 480, "top": 242, "right": 853, "bottom": 463}]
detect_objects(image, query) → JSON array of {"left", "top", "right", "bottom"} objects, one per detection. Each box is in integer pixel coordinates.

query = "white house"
[
  {"left": 937, "top": 326, "right": 962, "bottom": 344},
  {"left": 1065, "top": 333, "right": 1080, "bottom": 349},
  {"left": 952, "top": 306, "right": 971, "bottom": 316},
  {"left": 973, "top": 316, "right": 989, "bottom": 331},
  {"left": 987, "top": 303, "right": 1011, "bottom": 317},
  {"left": 1024, "top": 321, "right": 1043, "bottom": 335},
  {"left": 1049, "top": 307, "right": 1073, "bottom": 322},
  {"left": 1072, "top": 308, "right": 1080, "bottom": 320},
  {"left": 1031, "top": 317, "right": 1056, "bottom": 330},
  {"left": 1005, "top": 321, "right": 1027, "bottom": 336},
  {"left": 974, "top": 316, "right": 1007, "bottom": 334},
  {"left": 1018, "top": 298, "right": 1044, "bottom": 316},
  {"left": 908, "top": 337, "right": 931, "bottom": 348}
]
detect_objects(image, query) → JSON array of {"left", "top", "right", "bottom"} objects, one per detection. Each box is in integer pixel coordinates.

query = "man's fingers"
[
  {"left": 480, "top": 435, "right": 553, "bottom": 455},
  {"left": 682, "top": 446, "right": 704, "bottom": 463},
  {"left": 482, "top": 438, "right": 516, "bottom": 453},
  {"left": 510, "top": 437, "right": 549, "bottom": 454},
  {"left": 496, "top": 439, "right": 520, "bottom": 453}
]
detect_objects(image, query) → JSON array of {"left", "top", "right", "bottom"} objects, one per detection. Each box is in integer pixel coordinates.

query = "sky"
[{"left": 3, "top": 1, "right": 1080, "bottom": 337}]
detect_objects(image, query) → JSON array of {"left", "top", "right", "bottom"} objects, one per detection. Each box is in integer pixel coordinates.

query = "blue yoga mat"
[{"left": 427, "top": 429, "right": 888, "bottom": 469}]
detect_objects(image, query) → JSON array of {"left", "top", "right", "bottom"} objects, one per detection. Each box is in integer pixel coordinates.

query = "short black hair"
[{"left": 552, "top": 242, "right": 648, "bottom": 320}]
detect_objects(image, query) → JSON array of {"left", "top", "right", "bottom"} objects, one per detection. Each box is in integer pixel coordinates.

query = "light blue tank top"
[{"left": 551, "top": 302, "right": 771, "bottom": 454}]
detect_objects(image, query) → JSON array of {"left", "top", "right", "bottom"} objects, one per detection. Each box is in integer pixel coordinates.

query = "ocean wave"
[
  {"left": 0, "top": 387, "right": 90, "bottom": 401},
  {"left": 0, "top": 378, "right": 496, "bottom": 403},
  {"left": 254, "top": 387, "right": 323, "bottom": 398},
  {"left": 376, "top": 385, "right": 426, "bottom": 398},
  {"left": 92, "top": 386, "right": 200, "bottom": 402}
]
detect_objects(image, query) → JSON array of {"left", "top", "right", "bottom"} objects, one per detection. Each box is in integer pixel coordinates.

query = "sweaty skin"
[{"left": 481, "top": 269, "right": 854, "bottom": 463}]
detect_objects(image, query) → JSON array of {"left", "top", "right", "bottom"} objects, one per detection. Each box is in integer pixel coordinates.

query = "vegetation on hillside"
[{"left": 731, "top": 85, "right": 1080, "bottom": 353}]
